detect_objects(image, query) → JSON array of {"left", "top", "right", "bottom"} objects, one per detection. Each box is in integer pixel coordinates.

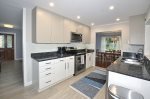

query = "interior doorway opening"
[
  {"left": 0, "top": 33, "right": 14, "bottom": 61},
  {"left": 95, "top": 31, "right": 122, "bottom": 68}
]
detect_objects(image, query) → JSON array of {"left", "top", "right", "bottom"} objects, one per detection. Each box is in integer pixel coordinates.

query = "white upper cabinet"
[
  {"left": 51, "top": 14, "right": 64, "bottom": 43},
  {"left": 32, "top": 7, "right": 52, "bottom": 43},
  {"left": 63, "top": 19, "right": 72, "bottom": 43},
  {"left": 77, "top": 24, "right": 83, "bottom": 33},
  {"left": 129, "top": 14, "right": 145, "bottom": 45},
  {"left": 32, "top": 7, "right": 91, "bottom": 44},
  {"left": 82, "top": 26, "right": 91, "bottom": 43}
]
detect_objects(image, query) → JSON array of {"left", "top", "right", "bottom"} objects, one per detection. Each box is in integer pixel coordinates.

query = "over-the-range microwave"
[{"left": 71, "top": 32, "right": 82, "bottom": 42}]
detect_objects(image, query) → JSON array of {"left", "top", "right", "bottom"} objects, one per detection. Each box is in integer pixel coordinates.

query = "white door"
[
  {"left": 54, "top": 58, "right": 66, "bottom": 82},
  {"left": 66, "top": 56, "right": 74, "bottom": 77}
]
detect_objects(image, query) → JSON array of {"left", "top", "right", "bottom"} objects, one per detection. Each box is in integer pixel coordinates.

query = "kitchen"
[{"left": 0, "top": 0, "right": 150, "bottom": 99}]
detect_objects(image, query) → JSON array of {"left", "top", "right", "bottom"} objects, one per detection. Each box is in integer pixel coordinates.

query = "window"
[
  {"left": 0, "top": 34, "right": 14, "bottom": 48},
  {"left": 101, "top": 36, "right": 121, "bottom": 52},
  {"left": 0, "top": 35, "right": 5, "bottom": 48}
]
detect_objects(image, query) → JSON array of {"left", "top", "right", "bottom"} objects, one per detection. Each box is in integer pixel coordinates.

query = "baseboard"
[
  {"left": 24, "top": 81, "right": 32, "bottom": 87},
  {"left": 15, "top": 58, "right": 23, "bottom": 60}
]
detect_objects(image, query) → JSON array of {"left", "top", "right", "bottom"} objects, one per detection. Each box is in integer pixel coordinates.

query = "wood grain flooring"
[{"left": 0, "top": 61, "right": 106, "bottom": 99}]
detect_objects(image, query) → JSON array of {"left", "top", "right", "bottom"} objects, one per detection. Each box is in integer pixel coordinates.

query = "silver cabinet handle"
[
  {"left": 60, "top": 60, "right": 64, "bottom": 61},
  {"left": 46, "top": 67, "right": 51, "bottom": 70},
  {"left": 46, "top": 80, "right": 51, "bottom": 83},
  {"left": 46, "top": 73, "right": 51, "bottom": 75},
  {"left": 65, "top": 63, "right": 66, "bottom": 70},
  {"left": 67, "top": 63, "right": 69, "bottom": 69},
  {"left": 46, "top": 62, "right": 51, "bottom": 64}
]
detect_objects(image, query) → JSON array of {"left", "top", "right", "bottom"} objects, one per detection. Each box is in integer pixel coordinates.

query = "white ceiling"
[{"left": 0, "top": 0, "right": 150, "bottom": 29}]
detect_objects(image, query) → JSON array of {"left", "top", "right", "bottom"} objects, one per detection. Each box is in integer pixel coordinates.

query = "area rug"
[{"left": 70, "top": 70, "right": 106, "bottom": 99}]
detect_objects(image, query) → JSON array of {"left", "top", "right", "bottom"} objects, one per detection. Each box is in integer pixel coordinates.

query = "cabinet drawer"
[
  {"left": 39, "top": 65, "right": 55, "bottom": 73},
  {"left": 39, "top": 76, "right": 53, "bottom": 89},
  {"left": 39, "top": 70, "right": 55, "bottom": 78},
  {"left": 39, "top": 60, "right": 55, "bottom": 67},
  {"left": 66, "top": 56, "right": 74, "bottom": 62}
]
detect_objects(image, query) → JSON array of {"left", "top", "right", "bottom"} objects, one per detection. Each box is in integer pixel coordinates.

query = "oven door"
[{"left": 74, "top": 55, "right": 85, "bottom": 75}]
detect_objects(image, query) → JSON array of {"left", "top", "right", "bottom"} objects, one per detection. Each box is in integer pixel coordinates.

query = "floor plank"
[{"left": 0, "top": 61, "right": 106, "bottom": 99}]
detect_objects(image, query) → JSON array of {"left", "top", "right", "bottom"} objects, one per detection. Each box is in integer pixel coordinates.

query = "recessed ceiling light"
[
  {"left": 77, "top": 16, "right": 80, "bottom": 19},
  {"left": 49, "top": 2, "right": 55, "bottom": 7},
  {"left": 91, "top": 23, "right": 95, "bottom": 26},
  {"left": 109, "top": 6, "right": 114, "bottom": 10},
  {"left": 116, "top": 18, "right": 120, "bottom": 21},
  {"left": 3, "top": 24, "right": 14, "bottom": 28}
]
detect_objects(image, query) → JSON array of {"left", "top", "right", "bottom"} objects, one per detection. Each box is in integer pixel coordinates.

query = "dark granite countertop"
[
  {"left": 107, "top": 57, "right": 150, "bottom": 81},
  {"left": 31, "top": 49, "right": 94, "bottom": 62},
  {"left": 86, "top": 49, "right": 94, "bottom": 53}
]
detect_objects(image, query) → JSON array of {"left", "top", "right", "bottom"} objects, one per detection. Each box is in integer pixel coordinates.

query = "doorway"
[
  {"left": 0, "top": 33, "right": 14, "bottom": 61},
  {"left": 95, "top": 31, "right": 122, "bottom": 68}
]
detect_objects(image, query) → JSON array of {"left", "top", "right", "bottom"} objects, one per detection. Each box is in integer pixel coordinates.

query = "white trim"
[
  {"left": 15, "top": 58, "right": 23, "bottom": 60},
  {"left": 0, "top": 32, "right": 17, "bottom": 60},
  {"left": 23, "top": 8, "right": 27, "bottom": 86},
  {"left": 91, "top": 21, "right": 129, "bottom": 29},
  {"left": 24, "top": 81, "right": 32, "bottom": 87}
]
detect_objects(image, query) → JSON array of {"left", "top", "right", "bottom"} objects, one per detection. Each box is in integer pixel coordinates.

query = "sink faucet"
[
  {"left": 137, "top": 48, "right": 144, "bottom": 60},
  {"left": 137, "top": 48, "right": 143, "bottom": 54}
]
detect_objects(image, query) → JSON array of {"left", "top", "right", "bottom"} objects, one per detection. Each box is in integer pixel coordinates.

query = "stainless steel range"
[
  {"left": 74, "top": 53, "right": 86, "bottom": 76},
  {"left": 64, "top": 47, "right": 86, "bottom": 76}
]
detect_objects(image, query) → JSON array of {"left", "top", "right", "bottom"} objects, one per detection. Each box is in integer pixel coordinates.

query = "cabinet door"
[
  {"left": 86, "top": 53, "right": 93, "bottom": 69},
  {"left": 70, "top": 21, "right": 77, "bottom": 32},
  {"left": 77, "top": 24, "right": 84, "bottom": 33},
  {"left": 66, "top": 56, "right": 74, "bottom": 77},
  {"left": 54, "top": 58, "right": 66, "bottom": 82},
  {"left": 51, "top": 14, "right": 64, "bottom": 43},
  {"left": 34, "top": 8, "right": 52, "bottom": 43},
  {"left": 129, "top": 14, "right": 145, "bottom": 45},
  {"left": 63, "top": 19, "right": 72, "bottom": 43},
  {"left": 86, "top": 53, "right": 90, "bottom": 68},
  {"left": 82, "top": 26, "right": 91, "bottom": 43}
]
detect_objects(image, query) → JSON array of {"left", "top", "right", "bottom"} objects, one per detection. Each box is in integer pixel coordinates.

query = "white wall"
[
  {"left": 90, "top": 22, "right": 144, "bottom": 66},
  {"left": 23, "top": 8, "right": 87, "bottom": 86},
  {"left": 145, "top": 25, "right": 150, "bottom": 57},
  {"left": 96, "top": 33, "right": 101, "bottom": 51}
]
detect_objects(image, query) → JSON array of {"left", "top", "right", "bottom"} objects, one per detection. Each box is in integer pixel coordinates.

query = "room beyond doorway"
[
  {"left": 0, "top": 33, "right": 14, "bottom": 61},
  {"left": 95, "top": 31, "right": 122, "bottom": 68}
]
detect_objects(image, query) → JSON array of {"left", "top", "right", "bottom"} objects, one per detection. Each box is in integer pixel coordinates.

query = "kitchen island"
[{"left": 107, "top": 57, "right": 150, "bottom": 99}]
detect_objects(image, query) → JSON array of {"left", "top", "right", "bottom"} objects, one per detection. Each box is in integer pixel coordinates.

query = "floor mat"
[{"left": 70, "top": 70, "right": 106, "bottom": 99}]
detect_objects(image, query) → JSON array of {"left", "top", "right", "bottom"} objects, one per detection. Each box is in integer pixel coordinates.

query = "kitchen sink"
[{"left": 121, "top": 59, "right": 142, "bottom": 65}]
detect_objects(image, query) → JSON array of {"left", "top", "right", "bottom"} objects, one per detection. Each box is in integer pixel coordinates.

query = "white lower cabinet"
[
  {"left": 86, "top": 52, "right": 94, "bottom": 69},
  {"left": 33, "top": 56, "right": 74, "bottom": 92},
  {"left": 54, "top": 58, "right": 66, "bottom": 83},
  {"left": 66, "top": 56, "right": 75, "bottom": 77},
  {"left": 108, "top": 71, "right": 150, "bottom": 99}
]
